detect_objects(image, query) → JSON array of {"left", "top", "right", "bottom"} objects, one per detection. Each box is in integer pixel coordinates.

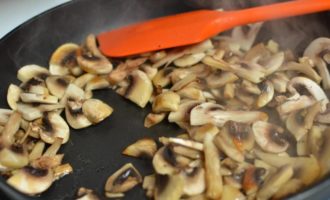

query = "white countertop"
[{"left": 0, "top": 0, "right": 70, "bottom": 39}]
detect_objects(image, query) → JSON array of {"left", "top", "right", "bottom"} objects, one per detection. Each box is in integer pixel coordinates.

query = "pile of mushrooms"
[
  {"left": 0, "top": 35, "right": 113, "bottom": 196},
  {"left": 1, "top": 23, "right": 330, "bottom": 200},
  {"left": 98, "top": 22, "right": 330, "bottom": 200}
]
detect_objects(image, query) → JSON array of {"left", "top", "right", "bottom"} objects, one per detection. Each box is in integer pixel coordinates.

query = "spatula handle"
[{"left": 226, "top": 0, "right": 330, "bottom": 26}]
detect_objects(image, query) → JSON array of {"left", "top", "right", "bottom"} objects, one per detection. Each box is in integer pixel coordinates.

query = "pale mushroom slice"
[
  {"left": 73, "top": 73, "right": 97, "bottom": 88},
  {"left": 7, "top": 166, "right": 54, "bottom": 196},
  {"left": 173, "top": 52, "right": 205, "bottom": 67},
  {"left": 256, "top": 81, "right": 274, "bottom": 108},
  {"left": 269, "top": 72, "right": 289, "bottom": 93},
  {"left": 287, "top": 76, "right": 329, "bottom": 111},
  {"left": 190, "top": 102, "right": 268, "bottom": 127},
  {"left": 122, "top": 138, "right": 157, "bottom": 159},
  {"left": 108, "top": 57, "right": 148, "bottom": 85},
  {"left": 276, "top": 95, "right": 316, "bottom": 116},
  {"left": 214, "top": 130, "right": 244, "bottom": 163},
  {"left": 104, "top": 163, "right": 142, "bottom": 194},
  {"left": 181, "top": 167, "right": 206, "bottom": 196},
  {"left": 152, "top": 67, "right": 174, "bottom": 88},
  {"left": 257, "top": 165, "right": 293, "bottom": 200},
  {"left": 49, "top": 43, "right": 82, "bottom": 76},
  {"left": 20, "top": 77, "right": 49, "bottom": 95},
  {"left": 82, "top": 99, "right": 113, "bottom": 124},
  {"left": 45, "top": 75, "right": 75, "bottom": 98},
  {"left": 16, "top": 102, "right": 64, "bottom": 121},
  {"left": 168, "top": 100, "right": 201, "bottom": 124},
  {"left": 31, "top": 112, "right": 70, "bottom": 144},
  {"left": 303, "top": 37, "right": 330, "bottom": 89},
  {"left": 17, "top": 64, "right": 49, "bottom": 83},
  {"left": 7, "top": 84, "right": 21, "bottom": 110},
  {"left": 280, "top": 61, "right": 322, "bottom": 84},
  {"left": 252, "top": 121, "right": 289, "bottom": 153},
  {"left": 154, "top": 173, "right": 184, "bottom": 200},
  {"left": 20, "top": 93, "right": 58, "bottom": 104},
  {"left": 152, "top": 91, "right": 180, "bottom": 113},
  {"left": 317, "top": 127, "right": 330, "bottom": 176},
  {"left": 242, "top": 166, "right": 266, "bottom": 195},
  {"left": 77, "top": 34, "right": 113, "bottom": 74},
  {"left": 121, "top": 70, "right": 153, "bottom": 108},
  {"left": 144, "top": 113, "right": 166, "bottom": 128},
  {"left": 76, "top": 187, "right": 100, "bottom": 200},
  {"left": 0, "top": 109, "right": 13, "bottom": 125},
  {"left": 84, "top": 76, "right": 110, "bottom": 99},
  {"left": 223, "top": 121, "right": 255, "bottom": 151}
]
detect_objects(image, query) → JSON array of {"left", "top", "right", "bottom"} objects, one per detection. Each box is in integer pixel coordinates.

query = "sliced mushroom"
[
  {"left": 160, "top": 137, "right": 203, "bottom": 151},
  {"left": 256, "top": 165, "right": 293, "bottom": 200},
  {"left": 256, "top": 81, "right": 274, "bottom": 108},
  {"left": 272, "top": 178, "right": 304, "bottom": 199},
  {"left": 144, "top": 113, "right": 166, "bottom": 128},
  {"left": 287, "top": 76, "right": 329, "bottom": 111},
  {"left": 108, "top": 57, "right": 147, "bottom": 85},
  {"left": 20, "top": 93, "right": 58, "bottom": 104},
  {"left": 30, "top": 112, "right": 69, "bottom": 144},
  {"left": 181, "top": 167, "right": 205, "bottom": 196},
  {"left": 76, "top": 187, "right": 100, "bottom": 200},
  {"left": 304, "top": 37, "right": 330, "bottom": 89},
  {"left": 152, "top": 67, "right": 174, "bottom": 88},
  {"left": 122, "top": 138, "right": 157, "bottom": 159},
  {"left": 190, "top": 123, "right": 219, "bottom": 142},
  {"left": 280, "top": 61, "right": 322, "bottom": 84},
  {"left": 214, "top": 130, "right": 244, "bottom": 163},
  {"left": 230, "top": 22, "right": 263, "bottom": 51},
  {"left": 152, "top": 146, "right": 184, "bottom": 175},
  {"left": 269, "top": 72, "right": 289, "bottom": 93},
  {"left": 150, "top": 51, "right": 167, "bottom": 63},
  {"left": 152, "top": 91, "right": 180, "bottom": 113},
  {"left": 202, "top": 55, "right": 231, "bottom": 71},
  {"left": 20, "top": 77, "right": 48, "bottom": 95},
  {"left": 0, "top": 109, "right": 13, "bottom": 125},
  {"left": 170, "top": 145, "right": 201, "bottom": 159},
  {"left": 82, "top": 99, "right": 113, "bottom": 124},
  {"left": 241, "top": 80, "right": 261, "bottom": 95},
  {"left": 176, "top": 86, "right": 205, "bottom": 101},
  {"left": 45, "top": 75, "right": 74, "bottom": 98},
  {"left": 221, "top": 185, "right": 246, "bottom": 200},
  {"left": 205, "top": 71, "right": 238, "bottom": 89},
  {"left": 318, "top": 127, "right": 330, "bottom": 176},
  {"left": 229, "top": 62, "right": 266, "bottom": 84},
  {"left": 252, "top": 121, "right": 289, "bottom": 153},
  {"left": 7, "top": 166, "right": 54, "bottom": 195},
  {"left": 104, "top": 163, "right": 142, "bottom": 193},
  {"left": 122, "top": 70, "right": 153, "bottom": 108},
  {"left": 7, "top": 84, "right": 21, "bottom": 110},
  {"left": 276, "top": 95, "right": 316, "bottom": 116},
  {"left": 49, "top": 43, "right": 82, "bottom": 76},
  {"left": 190, "top": 102, "right": 268, "bottom": 127},
  {"left": 203, "top": 133, "right": 223, "bottom": 199},
  {"left": 77, "top": 34, "right": 113, "bottom": 74},
  {"left": 154, "top": 173, "right": 184, "bottom": 200},
  {"left": 263, "top": 52, "right": 285, "bottom": 76},
  {"left": 16, "top": 103, "right": 64, "bottom": 121},
  {"left": 223, "top": 121, "right": 255, "bottom": 151},
  {"left": 242, "top": 167, "right": 266, "bottom": 195},
  {"left": 143, "top": 174, "right": 156, "bottom": 198},
  {"left": 174, "top": 53, "right": 205, "bottom": 67},
  {"left": 140, "top": 64, "right": 158, "bottom": 80},
  {"left": 73, "top": 73, "right": 97, "bottom": 88},
  {"left": 168, "top": 100, "right": 201, "bottom": 124},
  {"left": 17, "top": 64, "right": 49, "bottom": 82}
]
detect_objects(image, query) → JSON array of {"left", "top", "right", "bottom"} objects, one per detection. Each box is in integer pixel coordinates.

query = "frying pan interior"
[{"left": 0, "top": 0, "right": 329, "bottom": 199}]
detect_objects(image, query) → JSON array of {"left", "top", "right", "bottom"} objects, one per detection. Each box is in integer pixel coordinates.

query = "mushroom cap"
[
  {"left": 252, "top": 121, "right": 289, "bottom": 153},
  {"left": 7, "top": 166, "right": 54, "bottom": 195},
  {"left": 17, "top": 65, "right": 49, "bottom": 83}
]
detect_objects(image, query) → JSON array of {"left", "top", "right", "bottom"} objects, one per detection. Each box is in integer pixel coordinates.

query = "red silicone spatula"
[{"left": 98, "top": 0, "right": 330, "bottom": 57}]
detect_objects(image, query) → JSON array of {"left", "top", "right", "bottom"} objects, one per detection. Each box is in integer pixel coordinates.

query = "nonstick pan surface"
[{"left": 0, "top": 0, "right": 330, "bottom": 199}]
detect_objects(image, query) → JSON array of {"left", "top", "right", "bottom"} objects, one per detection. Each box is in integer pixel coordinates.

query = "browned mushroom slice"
[
  {"left": 17, "top": 64, "right": 49, "bottom": 83},
  {"left": 304, "top": 37, "right": 330, "bottom": 89},
  {"left": 174, "top": 52, "right": 205, "bottom": 67},
  {"left": 77, "top": 35, "right": 113, "bottom": 74},
  {"left": 256, "top": 81, "right": 274, "bottom": 108},
  {"left": 160, "top": 137, "right": 203, "bottom": 151},
  {"left": 176, "top": 86, "right": 205, "bottom": 101},
  {"left": 202, "top": 55, "right": 232, "bottom": 71},
  {"left": 150, "top": 51, "right": 167, "bottom": 63},
  {"left": 168, "top": 100, "right": 201, "bottom": 124},
  {"left": 122, "top": 70, "right": 153, "bottom": 108},
  {"left": 230, "top": 22, "right": 263, "bottom": 51},
  {"left": 154, "top": 173, "right": 184, "bottom": 200},
  {"left": 257, "top": 165, "right": 293, "bottom": 200},
  {"left": 263, "top": 52, "right": 285, "bottom": 76},
  {"left": 171, "top": 63, "right": 211, "bottom": 84},
  {"left": 82, "top": 99, "right": 113, "bottom": 124},
  {"left": 152, "top": 67, "right": 174, "bottom": 88},
  {"left": 45, "top": 75, "right": 74, "bottom": 98},
  {"left": 214, "top": 130, "right": 244, "bottom": 163},
  {"left": 269, "top": 72, "right": 289, "bottom": 93},
  {"left": 31, "top": 112, "right": 69, "bottom": 144},
  {"left": 144, "top": 112, "right": 166, "bottom": 128},
  {"left": 287, "top": 76, "right": 329, "bottom": 111},
  {"left": 108, "top": 57, "right": 147, "bottom": 85},
  {"left": 181, "top": 167, "right": 205, "bottom": 196},
  {"left": 242, "top": 167, "right": 266, "bottom": 195},
  {"left": 315, "top": 103, "right": 330, "bottom": 124},
  {"left": 16, "top": 103, "right": 64, "bottom": 121},
  {"left": 76, "top": 187, "right": 100, "bottom": 200},
  {"left": 49, "top": 43, "right": 82, "bottom": 76},
  {"left": 204, "top": 133, "right": 223, "bottom": 199},
  {"left": 20, "top": 77, "right": 48, "bottom": 95},
  {"left": 104, "top": 163, "right": 142, "bottom": 194},
  {"left": 122, "top": 138, "right": 157, "bottom": 159},
  {"left": 7, "top": 84, "right": 21, "bottom": 110},
  {"left": 205, "top": 71, "right": 238, "bottom": 89},
  {"left": 143, "top": 174, "right": 156, "bottom": 198},
  {"left": 140, "top": 64, "right": 158, "bottom": 80},
  {"left": 7, "top": 166, "right": 54, "bottom": 195},
  {"left": 252, "top": 121, "right": 289, "bottom": 153},
  {"left": 190, "top": 102, "right": 268, "bottom": 127},
  {"left": 230, "top": 62, "right": 266, "bottom": 84},
  {"left": 286, "top": 102, "right": 321, "bottom": 141},
  {"left": 152, "top": 146, "right": 186, "bottom": 175},
  {"left": 73, "top": 73, "right": 97, "bottom": 88},
  {"left": 223, "top": 121, "right": 255, "bottom": 151},
  {"left": 0, "top": 109, "right": 13, "bottom": 125},
  {"left": 241, "top": 80, "right": 261, "bottom": 95},
  {"left": 152, "top": 91, "right": 180, "bottom": 113},
  {"left": 54, "top": 163, "right": 73, "bottom": 180}
]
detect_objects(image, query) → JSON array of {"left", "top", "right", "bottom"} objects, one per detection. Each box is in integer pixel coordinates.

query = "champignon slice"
[
  {"left": 31, "top": 112, "right": 69, "bottom": 144},
  {"left": 17, "top": 64, "right": 49, "bottom": 82},
  {"left": 73, "top": 73, "right": 97, "bottom": 88},
  {"left": 7, "top": 84, "right": 21, "bottom": 110},
  {"left": 221, "top": 185, "right": 246, "bottom": 200},
  {"left": 214, "top": 130, "right": 244, "bottom": 163},
  {"left": 257, "top": 165, "right": 293, "bottom": 200},
  {"left": 0, "top": 109, "right": 13, "bottom": 125},
  {"left": 104, "top": 163, "right": 142, "bottom": 193},
  {"left": 190, "top": 102, "right": 268, "bottom": 127},
  {"left": 205, "top": 71, "right": 238, "bottom": 89},
  {"left": 49, "top": 43, "right": 81, "bottom": 76},
  {"left": 160, "top": 137, "right": 203, "bottom": 151},
  {"left": 280, "top": 61, "right": 322, "bottom": 84},
  {"left": 256, "top": 81, "right": 274, "bottom": 108},
  {"left": 122, "top": 138, "right": 157, "bottom": 159},
  {"left": 252, "top": 121, "right": 289, "bottom": 153},
  {"left": 82, "top": 99, "right": 113, "bottom": 124},
  {"left": 181, "top": 167, "right": 205, "bottom": 196},
  {"left": 45, "top": 75, "right": 74, "bottom": 98},
  {"left": 76, "top": 187, "right": 100, "bottom": 200},
  {"left": 272, "top": 178, "right": 304, "bottom": 199},
  {"left": 20, "top": 93, "right": 58, "bottom": 104},
  {"left": 230, "top": 62, "right": 266, "bottom": 84},
  {"left": 7, "top": 166, "right": 54, "bottom": 195},
  {"left": 242, "top": 167, "right": 266, "bottom": 195},
  {"left": 152, "top": 67, "right": 174, "bottom": 88},
  {"left": 202, "top": 55, "right": 231, "bottom": 71},
  {"left": 123, "top": 70, "right": 153, "bottom": 108},
  {"left": 152, "top": 146, "right": 183, "bottom": 175},
  {"left": 287, "top": 76, "right": 329, "bottom": 111},
  {"left": 77, "top": 35, "right": 113, "bottom": 74},
  {"left": 16, "top": 103, "right": 64, "bottom": 121},
  {"left": 144, "top": 113, "right": 166, "bottom": 128},
  {"left": 142, "top": 174, "right": 156, "bottom": 198},
  {"left": 223, "top": 121, "right": 255, "bottom": 151},
  {"left": 304, "top": 37, "right": 330, "bottom": 89},
  {"left": 317, "top": 127, "right": 330, "bottom": 176},
  {"left": 174, "top": 53, "right": 205, "bottom": 67},
  {"left": 152, "top": 91, "right": 180, "bottom": 113},
  {"left": 20, "top": 77, "right": 48, "bottom": 95},
  {"left": 276, "top": 95, "right": 316, "bottom": 116},
  {"left": 154, "top": 173, "right": 184, "bottom": 200}
]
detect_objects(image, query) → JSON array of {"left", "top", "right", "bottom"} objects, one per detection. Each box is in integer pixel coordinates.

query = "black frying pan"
[{"left": 0, "top": 0, "right": 330, "bottom": 199}]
